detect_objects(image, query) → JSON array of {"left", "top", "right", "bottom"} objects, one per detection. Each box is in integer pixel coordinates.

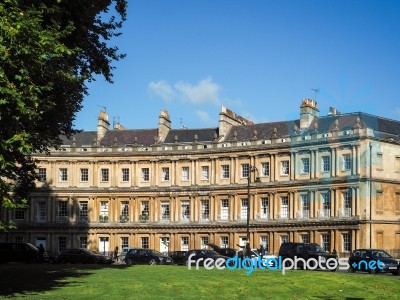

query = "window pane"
[
  {"left": 101, "top": 169, "right": 109, "bottom": 182},
  {"left": 201, "top": 166, "right": 209, "bottom": 180},
  {"left": 242, "top": 164, "right": 249, "bottom": 178},
  {"left": 261, "top": 162, "right": 270, "bottom": 176},
  {"left": 182, "top": 167, "right": 189, "bottom": 181},
  {"left": 281, "top": 161, "right": 289, "bottom": 175},
  {"left": 221, "top": 165, "right": 230, "bottom": 179},
  {"left": 141, "top": 168, "right": 149, "bottom": 181},
  {"left": 121, "top": 168, "right": 129, "bottom": 182},
  {"left": 80, "top": 168, "right": 88, "bottom": 182}
]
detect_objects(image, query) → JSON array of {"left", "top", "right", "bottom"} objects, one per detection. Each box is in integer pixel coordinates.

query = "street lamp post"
[{"left": 246, "top": 165, "right": 261, "bottom": 258}]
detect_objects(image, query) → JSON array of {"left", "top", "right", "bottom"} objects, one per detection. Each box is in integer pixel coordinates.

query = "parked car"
[
  {"left": 120, "top": 247, "right": 136, "bottom": 262},
  {"left": 236, "top": 248, "right": 277, "bottom": 267},
  {"left": 169, "top": 251, "right": 188, "bottom": 265},
  {"left": 56, "top": 248, "right": 113, "bottom": 264},
  {"left": 185, "top": 249, "right": 229, "bottom": 266},
  {"left": 348, "top": 249, "right": 399, "bottom": 275},
  {"left": 124, "top": 248, "right": 172, "bottom": 265},
  {"left": 279, "top": 242, "right": 338, "bottom": 270},
  {"left": 207, "top": 243, "right": 236, "bottom": 258},
  {"left": 0, "top": 242, "right": 40, "bottom": 263}
]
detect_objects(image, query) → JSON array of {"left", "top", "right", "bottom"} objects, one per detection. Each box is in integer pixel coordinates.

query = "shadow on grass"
[
  {"left": 314, "top": 297, "right": 364, "bottom": 300},
  {"left": 0, "top": 262, "right": 130, "bottom": 297}
]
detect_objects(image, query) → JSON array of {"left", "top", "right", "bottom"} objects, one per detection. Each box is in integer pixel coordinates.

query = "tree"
[{"left": 0, "top": 0, "right": 127, "bottom": 230}]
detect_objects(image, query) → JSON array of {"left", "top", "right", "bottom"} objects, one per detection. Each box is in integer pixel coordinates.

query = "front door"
[
  {"left": 35, "top": 238, "right": 47, "bottom": 250},
  {"left": 99, "top": 237, "right": 109, "bottom": 255},
  {"left": 160, "top": 237, "right": 169, "bottom": 254},
  {"left": 239, "top": 237, "right": 247, "bottom": 248}
]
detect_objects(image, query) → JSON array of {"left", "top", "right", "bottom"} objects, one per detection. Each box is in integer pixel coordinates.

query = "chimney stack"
[
  {"left": 300, "top": 99, "right": 319, "bottom": 129},
  {"left": 158, "top": 109, "right": 171, "bottom": 142},
  {"left": 97, "top": 110, "right": 110, "bottom": 141}
]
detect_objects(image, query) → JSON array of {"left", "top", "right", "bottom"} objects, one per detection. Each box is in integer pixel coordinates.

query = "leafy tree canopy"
[{"left": 0, "top": 0, "right": 127, "bottom": 230}]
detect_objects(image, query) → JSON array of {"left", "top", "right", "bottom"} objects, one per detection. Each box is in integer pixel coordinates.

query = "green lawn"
[{"left": 0, "top": 263, "right": 399, "bottom": 299}]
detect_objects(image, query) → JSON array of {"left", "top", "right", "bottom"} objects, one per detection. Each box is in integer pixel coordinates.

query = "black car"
[
  {"left": 0, "top": 242, "right": 40, "bottom": 263},
  {"left": 56, "top": 248, "right": 113, "bottom": 264},
  {"left": 348, "top": 249, "right": 399, "bottom": 275},
  {"left": 185, "top": 249, "right": 229, "bottom": 266},
  {"left": 169, "top": 251, "right": 188, "bottom": 265},
  {"left": 279, "top": 242, "right": 338, "bottom": 270},
  {"left": 207, "top": 243, "right": 236, "bottom": 258},
  {"left": 124, "top": 248, "right": 172, "bottom": 265}
]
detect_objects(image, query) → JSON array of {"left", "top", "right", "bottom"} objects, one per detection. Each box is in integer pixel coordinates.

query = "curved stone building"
[{"left": 2, "top": 100, "right": 400, "bottom": 258}]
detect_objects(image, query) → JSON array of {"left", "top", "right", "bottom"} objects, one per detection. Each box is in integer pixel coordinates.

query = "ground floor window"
[
  {"left": 321, "top": 234, "right": 330, "bottom": 252},
  {"left": 260, "top": 236, "right": 269, "bottom": 252},
  {"left": 58, "top": 237, "right": 67, "bottom": 252},
  {"left": 141, "top": 237, "right": 149, "bottom": 249},
  {"left": 201, "top": 237, "right": 209, "bottom": 249},
  {"left": 300, "top": 234, "right": 310, "bottom": 243},
  {"left": 220, "top": 236, "right": 229, "bottom": 248},
  {"left": 121, "top": 237, "right": 129, "bottom": 249},
  {"left": 181, "top": 237, "right": 189, "bottom": 251},
  {"left": 342, "top": 233, "right": 351, "bottom": 252},
  {"left": 79, "top": 237, "right": 87, "bottom": 249}
]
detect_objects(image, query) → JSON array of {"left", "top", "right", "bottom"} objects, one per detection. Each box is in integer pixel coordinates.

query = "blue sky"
[{"left": 74, "top": 0, "right": 400, "bottom": 131}]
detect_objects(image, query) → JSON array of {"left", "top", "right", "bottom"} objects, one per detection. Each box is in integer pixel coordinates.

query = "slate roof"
[
  {"left": 100, "top": 129, "right": 158, "bottom": 146},
  {"left": 224, "top": 120, "right": 300, "bottom": 142},
  {"left": 224, "top": 112, "right": 400, "bottom": 142},
  {"left": 164, "top": 128, "right": 219, "bottom": 144},
  {"left": 60, "top": 131, "right": 97, "bottom": 146},
  {"left": 59, "top": 112, "right": 400, "bottom": 147}
]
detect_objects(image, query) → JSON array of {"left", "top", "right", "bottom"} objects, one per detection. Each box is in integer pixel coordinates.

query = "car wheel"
[
  {"left": 349, "top": 266, "right": 356, "bottom": 273},
  {"left": 391, "top": 272, "right": 398, "bottom": 276},
  {"left": 125, "top": 258, "right": 134, "bottom": 265},
  {"left": 374, "top": 268, "right": 380, "bottom": 274},
  {"left": 149, "top": 259, "right": 157, "bottom": 265}
]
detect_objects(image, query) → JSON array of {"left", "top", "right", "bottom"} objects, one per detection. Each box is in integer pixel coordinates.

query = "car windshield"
[
  {"left": 371, "top": 250, "right": 392, "bottom": 259},
  {"left": 305, "top": 244, "right": 325, "bottom": 253},
  {"left": 202, "top": 250, "right": 220, "bottom": 256},
  {"left": 150, "top": 250, "right": 163, "bottom": 256}
]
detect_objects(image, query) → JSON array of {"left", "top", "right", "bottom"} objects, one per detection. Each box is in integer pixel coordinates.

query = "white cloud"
[
  {"left": 175, "top": 77, "right": 220, "bottom": 105},
  {"left": 148, "top": 80, "right": 175, "bottom": 101},
  {"left": 195, "top": 110, "right": 214, "bottom": 126}
]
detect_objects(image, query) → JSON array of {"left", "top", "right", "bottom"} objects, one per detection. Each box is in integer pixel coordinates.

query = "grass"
[{"left": 0, "top": 263, "right": 399, "bottom": 299}]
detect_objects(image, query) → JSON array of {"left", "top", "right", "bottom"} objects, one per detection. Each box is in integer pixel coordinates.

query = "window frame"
[
  {"left": 141, "top": 168, "right": 150, "bottom": 182},
  {"left": 121, "top": 168, "right": 130, "bottom": 182},
  {"left": 80, "top": 168, "right": 89, "bottom": 182},
  {"left": 342, "top": 154, "right": 351, "bottom": 171},
  {"left": 301, "top": 158, "right": 310, "bottom": 174},
  {"left": 182, "top": 167, "right": 190, "bottom": 181},
  {"left": 59, "top": 168, "right": 68, "bottom": 182},
  {"left": 261, "top": 162, "right": 270, "bottom": 177},
  {"left": 38, "top": 168, "right": 47, "bottom": 182},
  {"left": 221, "top": 165, "right": 230, "bottom": 179},
  {"left": 161, "top": 167, "right": 170, "bottom": 182},
  {"left": 281, "top": 160, "right": 289, "bottom": 175},
  {"left": 241, "top": 164, "right": 250, "bottom": 178},
  {"left": 100, "top": 168, "right": 109, "bottom": 182},
  {"left": 201, "top": 166, "right": 209, "bottom": 180},
  {"left": 321, "top": 156, "right": 331, "bottom": 172}
]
